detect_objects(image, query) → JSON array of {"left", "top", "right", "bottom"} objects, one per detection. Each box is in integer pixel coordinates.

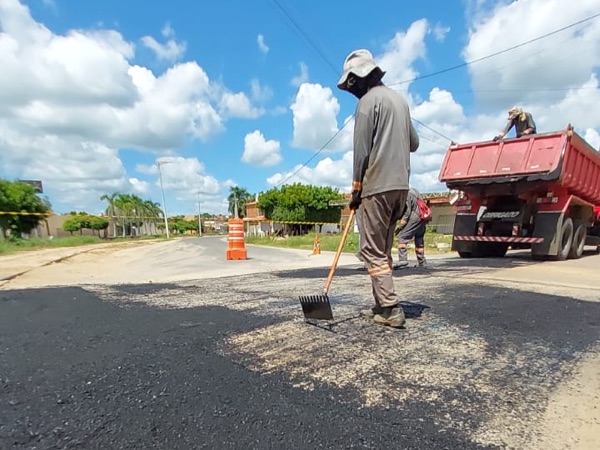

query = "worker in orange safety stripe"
[
  {"left": 394, "top": 188, "right": 427, "bottom": 269},
  {"left": 337, "top": 49, "right": 419, "bottom": 329}
]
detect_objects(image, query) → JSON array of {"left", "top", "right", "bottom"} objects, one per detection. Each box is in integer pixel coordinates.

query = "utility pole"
[
  {"left": 234, "top": 193, "right": 239, "bottom": 219},
  {"left": 197, "top": 190, "right": 202, "bottom": 237},
  {"left": 157, "top": 160, "right": 172, "bottom": 239}
]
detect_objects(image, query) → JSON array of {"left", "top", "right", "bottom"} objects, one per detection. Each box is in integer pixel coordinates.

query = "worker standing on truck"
[
  {"left": 493, "top": 106, "right": 537, "bottom": 140},
  {"left": 394, "top": 188, "right": 428, "bottom": 269},
  {"left": 337, "top": 49, "right": 419, "bottom": 328}
]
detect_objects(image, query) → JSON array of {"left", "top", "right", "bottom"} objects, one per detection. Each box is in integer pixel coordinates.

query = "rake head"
[{"left": 299, "top": 293, "right": 334, "bottom": 320}]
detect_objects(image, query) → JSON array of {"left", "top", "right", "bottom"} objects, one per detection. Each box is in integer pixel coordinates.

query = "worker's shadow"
[{"left": 398, "top": 301, "right": 430, "bottom": 319}]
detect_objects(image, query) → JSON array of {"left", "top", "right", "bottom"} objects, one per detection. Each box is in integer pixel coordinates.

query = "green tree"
[
  {"left": 88, "top": 215, "right": 109, "bottom": 237},
  {"left": 141, "top": 199, "right": 162, "bottom": 235},
  {"left": 0, "top": 180, "right": 51, "bottom": 238},
  {"left": 101, "top": 193, "right": 163, "bottom": 237},
  {"left": 100, "top": 193, "right": 119, "bottom": 237},
  {"left": 228, "top": 186, "right": 254, "bottom": 218},
  {"left": 257, "top": 183, "right": 343, "bottom": 223},
  {"left": 62, "top": 217, "right": 82, "bottom": 236}
]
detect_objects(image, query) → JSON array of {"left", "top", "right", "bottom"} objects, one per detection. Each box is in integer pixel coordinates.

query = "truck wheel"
[
  {"left": 555, "top": 217, "right": 574, "bottom": 261},
  {"left": 485, "top": 243, "right": 509, "bottom": 258},
  {"left": 568, "top": 221, "right": 586, "bottom": 259},
  {"left": 458, "top": 251, "right": 472, "bottom": 258}
]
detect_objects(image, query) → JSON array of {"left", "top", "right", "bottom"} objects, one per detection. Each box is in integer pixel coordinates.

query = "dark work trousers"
[
  {"left": 358, "top": 189, "right": 408, "bottom": 308},
  {"left": 396, "top": 214, "right": 427, "bottom": 266}
]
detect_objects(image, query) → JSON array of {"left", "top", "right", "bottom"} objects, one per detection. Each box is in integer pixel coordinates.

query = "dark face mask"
[{"left": 346, "top": 75, "right": 370, "bottom": 99}]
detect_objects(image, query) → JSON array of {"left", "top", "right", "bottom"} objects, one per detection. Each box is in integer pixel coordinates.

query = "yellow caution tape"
[{"left": 0, "top": 211, "right": 51, "bottom": 216}]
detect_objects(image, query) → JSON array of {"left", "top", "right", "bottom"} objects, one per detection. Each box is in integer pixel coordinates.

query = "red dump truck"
[{"left": 438, "top": 125, "right": 600, "bottom": 260}]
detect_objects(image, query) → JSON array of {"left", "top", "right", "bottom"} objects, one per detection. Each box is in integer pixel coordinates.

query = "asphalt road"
[{"left": 1, "top": 238, "right": 599, "bottom": 449}]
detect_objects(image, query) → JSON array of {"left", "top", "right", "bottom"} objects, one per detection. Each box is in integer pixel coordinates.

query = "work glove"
[
  {"left": 349, "top": 190, "right": 362, "bottom": 210},
  {"left": 492, "top": 135, "right": 501, "bottom": 142},
  {"left": 395, "top": 219, "right": 407, "bottom": 234}
]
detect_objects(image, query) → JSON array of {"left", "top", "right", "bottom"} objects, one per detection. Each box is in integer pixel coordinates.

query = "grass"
[
  {"left": 0, "top": 231, "right": 454, "bottom": 256},
  {"left": 0, "top": 234, "right": 165, "bottom": 255},
  {"left": 245, "top": 231, "right": 453, "bottom": 254}
]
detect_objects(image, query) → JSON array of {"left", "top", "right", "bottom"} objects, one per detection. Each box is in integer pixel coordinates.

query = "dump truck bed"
[{"left": 439, "top": 129, "right": 600, "bottom": 205}]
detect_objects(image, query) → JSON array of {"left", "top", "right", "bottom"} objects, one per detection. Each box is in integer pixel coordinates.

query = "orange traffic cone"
[
  {"left": 226, "top": 218, "right": 247, "bottom": 260},
  {"left": 312, "top": 234, "right": 321, "bottom": 255}
]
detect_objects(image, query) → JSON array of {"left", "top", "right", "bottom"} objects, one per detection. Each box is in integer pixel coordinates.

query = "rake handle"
[{"left": 323, "top": 209, "right": 356, "bottom": 294}]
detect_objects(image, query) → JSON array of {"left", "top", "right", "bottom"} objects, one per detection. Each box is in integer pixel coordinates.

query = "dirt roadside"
[{"left": 0, "top": 240, "right": 161, "bottom": 286}]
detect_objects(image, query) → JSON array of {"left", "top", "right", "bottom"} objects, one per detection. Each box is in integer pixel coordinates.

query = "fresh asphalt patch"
[
  {"left": 2, "top": 286, "right": 489, "bottom": 450},
  {"left": 1, "top": 259, "right": 599, "bottom": 449}
]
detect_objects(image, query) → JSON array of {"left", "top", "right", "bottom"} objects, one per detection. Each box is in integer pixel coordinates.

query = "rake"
[{"left": 299, "top": 209, "right": 356, "bottom": 320}]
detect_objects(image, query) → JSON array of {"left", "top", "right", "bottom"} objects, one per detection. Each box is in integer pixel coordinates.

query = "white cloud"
[
  {"left": 242, "top": 130, "right": 282, "bottom": 167},
  {"left": 0, "top": 129, "right": 133, "bottom": 212},
  {"left": 377, "top": 19, "right": 429, "bottom": 91},
  {"left": 250, "top": 79, "right": 273, "bottom": 103},
  {"left": 535, "top": 74, "right": 600, "bottom": 132},
  {"left": 431, "top": 23, "right": 450, "bottom": 42},
  {"left": 412, "top": 87, "right": 465, "bottom": 127},
  {"left": 161, "top": 23, "right": 175, "bottom": 38},
  {"left": 584, "top": 128, "right": 600, "bottom": 150},
  {"left": 463, "top": 0, "right": 600, "bottom": 109},
  {"left": 291, "top": 62, "right": 309, "bottom": 87},
  {"left": 129, "top": 177, "right": 150, "bottom": 195},
  {"left": 219, "top": 91, "right": 264, "bottom": 119},
  {"left": 157, "top": 156, "right": 222, "bottom": 198},
  {"left": 257, "top": 34, "right": 269, "bottom": 54},
  {"left": 148, "top": 157, "right": 221, "bottom": 199},
  {"left": 141, "top": 23, "right": 186, "bottom": 62},
  {"left": 410, "top": 170, "right": 446, "bottom": 193},
  {"left": 290, "top": 83, "right": 346, "bottom": 151},
  {"left": 267, "top": 151, "right": 353, "bottom": 190}
]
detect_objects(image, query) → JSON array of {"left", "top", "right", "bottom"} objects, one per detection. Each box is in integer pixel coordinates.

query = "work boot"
[
  {"left": 393, "top": 261, "right": 409, "bottom": 270},
  {"left": 360, "top": 305, "right": 383, "bottom": 318},
  {"left": 373, "top": 306, "right": 406, "bottom": 328}
]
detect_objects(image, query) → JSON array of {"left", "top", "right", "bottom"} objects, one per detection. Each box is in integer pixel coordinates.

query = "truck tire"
[
  {"left": 554, "top": 217, "right": 574, "bottom": 261},
  {"left": 568, "top": 221, "right": 586, "bottom": 259},
  {"left": 458, "top": 242, "right": 486, "bottom": 258},
  {"left": 484, "top": 243, "right": 509, "bottom": 258}
]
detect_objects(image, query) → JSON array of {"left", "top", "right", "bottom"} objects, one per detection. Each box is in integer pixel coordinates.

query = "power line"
[
  {"left": 268, "top": 0, "right": 338, "bottom": 74},
  {"left": 274, "top": 119, "right": 353, "bottom": 187},
  {"left": 412, "top": 118, "right": 454, "bottom": 143}
]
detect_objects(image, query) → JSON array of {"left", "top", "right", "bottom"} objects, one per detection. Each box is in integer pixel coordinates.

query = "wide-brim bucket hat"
[
  {"left": 337, "top": 49, "right": 385, "bottom": 91},
  {"left": 508, "top": 106, "right": 523, "bottom": 118}
]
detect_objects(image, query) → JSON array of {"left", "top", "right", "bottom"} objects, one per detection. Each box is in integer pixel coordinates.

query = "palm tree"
[
  {"left": 100, "top": 193, "right": 119, "bottom": 237},
  {"left": 228, "top": 186, "right": 253, "bottom": 218},
  {"left": 142, "top": 200, "right": 162, "bottom": 235},
  {"left": 113, "top": 194, "right": 135, "bottom": 236}
]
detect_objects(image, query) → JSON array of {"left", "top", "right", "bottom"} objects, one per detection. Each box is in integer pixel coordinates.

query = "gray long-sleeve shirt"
[
  {"left": 400, "top": 188, "right": 422, "bottom": 223},
  {"left": 501, "top": 112, "right": 536, "bottom": 138},
  {"left": 352, "top": 85, "right": 419, "bottom": 197}
]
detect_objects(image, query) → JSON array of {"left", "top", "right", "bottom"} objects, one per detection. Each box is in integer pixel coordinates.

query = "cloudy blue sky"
[{"left": 1, "top": 0, "right": 599, "bottom": 215}]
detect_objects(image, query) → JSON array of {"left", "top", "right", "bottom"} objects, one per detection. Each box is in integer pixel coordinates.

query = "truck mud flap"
[
  {"left": 531, "top": 212, "right": 562, "bottom": 257},
  {"left": 452, "top": 214, "right": 477, "bottom": 253}
]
